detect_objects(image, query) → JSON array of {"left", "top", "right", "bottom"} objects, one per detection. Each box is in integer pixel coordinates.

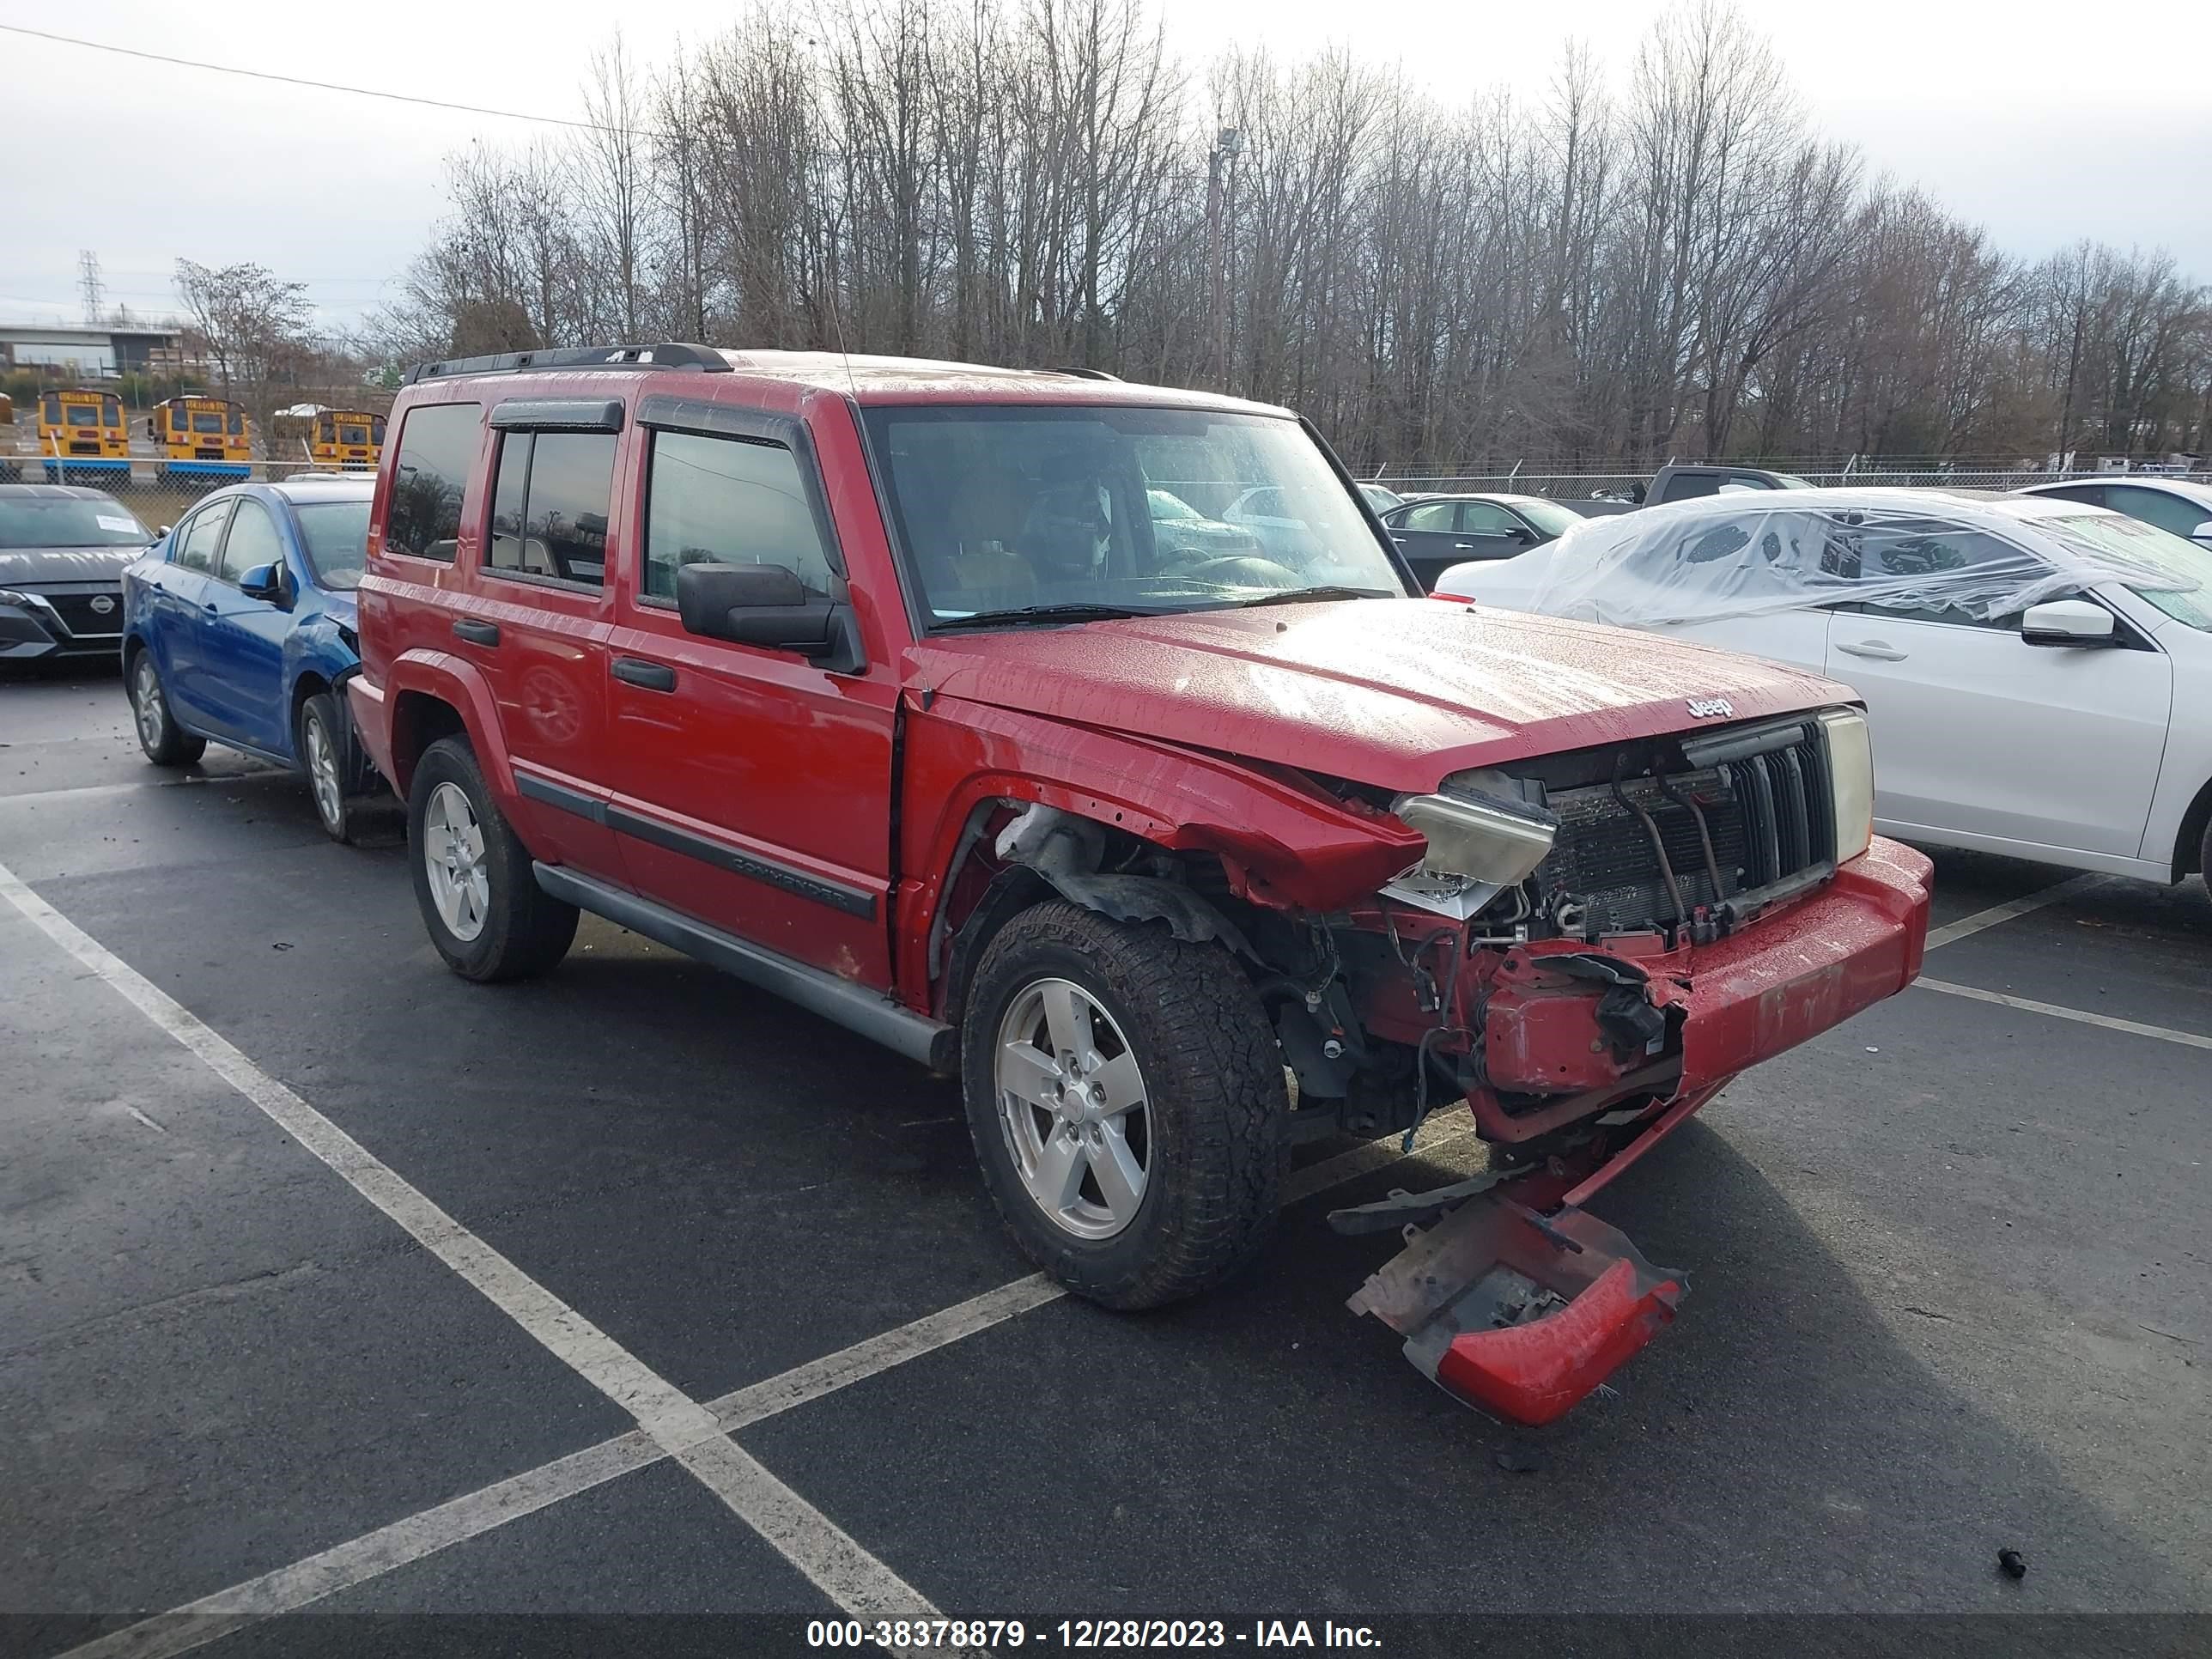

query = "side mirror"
[
  {"left": 2191, "top": 519, "right": 2212, "bottom": 542},
  {"left": 239, "top": 562, "right": 288, "bottom": 605},
  {"left": 2021, "top": 598, "right": 2115, "bottom": 647},
  {"left": 678, "top": 562, "right": 855, "bottom": 667},
  {"left": 1504, "top": 526, "right": 1533, "bottom": 545},
  {"left": 157, "top": 524, "right": 173, "bottom": 538}
]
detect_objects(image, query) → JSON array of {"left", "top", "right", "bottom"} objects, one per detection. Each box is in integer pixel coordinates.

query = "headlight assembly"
[
  {"left": 1819, "top": 708, "right": 1875, "bottom": 864},
  {"left": 1383, "top": 789, "right": 1558, "bottom": 920}
]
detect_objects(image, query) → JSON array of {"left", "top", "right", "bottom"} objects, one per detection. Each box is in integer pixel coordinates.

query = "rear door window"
[
  {"left": 484, "top": 431, "right": 616, "bottom": 588},
  {"left": 386, "top": 402, "right": 482, "bottom": 562},
  {"left": 1397, "top": 501, "right": 1456, "bottom": 532}
]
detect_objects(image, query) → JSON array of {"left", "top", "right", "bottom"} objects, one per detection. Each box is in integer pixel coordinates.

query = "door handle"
[
  {"left": 1390, "top": 535, "right": 1410, "bottom": 545},
  {"left": 452, "top": 619, "right": 501, "bottom": 647},
  {"left": 1451, "top": 542, "right": 1475, "bottom": 550},
  {"left": 1835, "top": 639, "right": 1907, "bottom": 661},
  {"left": 612, "top": 656, "right": 677, "bottom": 692}
]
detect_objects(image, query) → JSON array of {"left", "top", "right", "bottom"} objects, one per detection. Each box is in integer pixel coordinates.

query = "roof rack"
[
  {"left": 1048, "top": 366, "right": 1121, "bottom": 380},
  {"left": 403, "top": 343, "right": 731, "bottom": 386}
]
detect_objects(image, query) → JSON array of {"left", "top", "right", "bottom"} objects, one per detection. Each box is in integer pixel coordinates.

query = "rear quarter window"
[{"left": 385, "top": 403, "right": 482, "bottom": 562}]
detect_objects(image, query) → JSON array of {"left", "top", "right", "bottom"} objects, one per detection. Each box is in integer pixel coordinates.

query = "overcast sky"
[{"left": 4, "top": 0, "right": 2208, "bottom": 336}]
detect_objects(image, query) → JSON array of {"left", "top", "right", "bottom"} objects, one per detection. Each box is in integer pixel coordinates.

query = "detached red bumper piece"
[{"left": 1347, "top": 1193, "right": 1684, "bottom": 1425}]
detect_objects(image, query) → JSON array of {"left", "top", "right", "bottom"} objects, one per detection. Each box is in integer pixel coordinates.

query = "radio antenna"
[{"left": 829, "top": 285, "right": 858, "bottom": 402}]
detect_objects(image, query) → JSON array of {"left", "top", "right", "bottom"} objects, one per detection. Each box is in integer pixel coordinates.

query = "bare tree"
[{"left": 373, "top": 0, "right": 2211, "bottom": 469}]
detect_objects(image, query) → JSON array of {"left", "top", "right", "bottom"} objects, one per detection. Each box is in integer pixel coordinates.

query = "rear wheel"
[
  {"left": 407, "top": 736, "right": 577, "bottom": 981},
  {"left": 129, "top": 650, "right": 204, "bottom": 767},
  {"left": 960, "top": 902, "right": 1286, "bottom": 1310}
]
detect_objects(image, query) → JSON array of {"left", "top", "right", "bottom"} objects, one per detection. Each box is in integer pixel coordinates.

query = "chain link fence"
[
  {"left": 0, "top": 434, "right": 370, "bottom": 533},
  {"left": 1367, "top": 462, "right": 2212, "bottom": 501}
]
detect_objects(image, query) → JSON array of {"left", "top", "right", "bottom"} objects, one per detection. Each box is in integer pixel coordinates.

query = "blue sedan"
[{"left": 120, "top": 477, "right": 386, "bottom": 842}]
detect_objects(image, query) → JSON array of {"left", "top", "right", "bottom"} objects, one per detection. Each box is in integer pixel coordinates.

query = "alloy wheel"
[
  {"left": 304, "top": 711, "right": 343, "bottom": 832},
  {"left": 132, "top": 657, "right": 166, "bottom": 750},
  {"left": 994, "top": 977, "right": 1152, "bottom": 1240},
  {"left": 422, "top": 781, "right": 490, "bottom": 942}
]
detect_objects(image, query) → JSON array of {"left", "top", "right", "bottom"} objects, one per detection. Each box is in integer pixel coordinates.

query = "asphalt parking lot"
[{"left": 3, "top": 664, "right": 2209, "bottom": 1657}]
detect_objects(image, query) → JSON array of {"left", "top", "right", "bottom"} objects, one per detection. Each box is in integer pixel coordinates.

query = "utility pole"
[
  {"left": 1206, "top": 126, "right": 1242, "bottom": 392},
  {"left": 78, "top": 249, "right": 104, "bottom": 325}
]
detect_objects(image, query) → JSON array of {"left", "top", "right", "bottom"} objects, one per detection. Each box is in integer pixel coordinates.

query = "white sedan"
[{"left": 1433, "top": 489, "right": 2212, "bottom": 894}]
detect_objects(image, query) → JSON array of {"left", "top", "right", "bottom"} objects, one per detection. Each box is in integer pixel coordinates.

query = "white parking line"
[
  {"left": 1921, "top": 873, "right": 2104, "bottom": 951},
  {"left": 1281, "top": 1115, "right": 1476, "bottom": 1204},
  {"left": 0, "top": 857, "right": 941, "bottom": 1633},
  {"left": 58, "top": 1434, "right": 665, "bottom": 1659},
  {"left": 35, "top": 1101, "right": 1479, "bottom": 1655},
  {"left": 21, "top": 852, "right": 2121, "bottom": 1656},
  {"left": 1916, "top": 977, "right": 2212, "bottom": 1051}
]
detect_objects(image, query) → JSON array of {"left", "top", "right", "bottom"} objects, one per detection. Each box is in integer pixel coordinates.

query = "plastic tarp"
[{"left": 1486, "top": 490, "right": 2206, "bottom": 629}]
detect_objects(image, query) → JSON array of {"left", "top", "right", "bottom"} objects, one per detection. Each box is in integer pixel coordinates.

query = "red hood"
[{"left": 904, "top": 599, "right": 1854, "bottom": 793}]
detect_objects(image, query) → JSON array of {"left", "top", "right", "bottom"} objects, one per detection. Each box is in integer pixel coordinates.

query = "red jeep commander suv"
[{"left": 349, "top": 343, "right": 1930, "bottom": 1423}]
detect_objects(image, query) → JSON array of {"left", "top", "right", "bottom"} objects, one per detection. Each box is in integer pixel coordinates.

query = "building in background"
[{"left": 0, "top": 323, "right": 191, "bottom": 379}]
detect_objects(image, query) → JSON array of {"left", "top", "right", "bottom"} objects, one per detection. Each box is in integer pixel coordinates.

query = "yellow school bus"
[
  {"left": 37, "top": 388, "right": 131, "bottom": 480},
  {"left": 309, "top": 409, "right": 386, "bottom": 471},
  {"left": 148, "top": 395, "right": 252, "bottom": 481}
]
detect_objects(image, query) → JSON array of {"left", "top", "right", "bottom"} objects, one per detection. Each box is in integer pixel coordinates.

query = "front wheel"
[
  {"left": 960, "top": 902, "right": 1287, "bottom": 1310},
  {"left": 407, "top": 736, "right": 577, "bottom": 981},
  {"left": 129, "top": 649, "right": 205, "bottom": 767},
  {"left": 298, "top": 691, "right": 380, "bottom": 844}
]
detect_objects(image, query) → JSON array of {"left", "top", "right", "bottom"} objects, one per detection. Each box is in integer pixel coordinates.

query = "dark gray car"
[
  {"left": 1378, "top": 492, "right": 1583, "bottom": 590},
  {"left": 0, "top": 484, "right": 155, "bottom": 665}
]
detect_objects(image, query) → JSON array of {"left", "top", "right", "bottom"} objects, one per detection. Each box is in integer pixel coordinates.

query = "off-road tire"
[
  {"left": 961, "top": 901, "right": 1286, "bottom": 1310},
  {"left": 408, "top": 735, "right": 577, "bottom": 981},
  {"left": 128, "top": 649, "right": 205, "bottom": 767}
]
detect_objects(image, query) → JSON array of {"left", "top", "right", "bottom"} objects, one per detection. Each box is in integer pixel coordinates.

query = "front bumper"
[
  {"left": 1345, "top": 837, "right": 1931, "bottom": 1425},
  {"left": 1674, "top": 834, "right": 1930, "bottom": 1091},
  {"left": 0, "top": 587, "right": 125, "bottom": 661},
  {"left": 1458, "top": 836, "right": 1932, "bottom": 1144}
]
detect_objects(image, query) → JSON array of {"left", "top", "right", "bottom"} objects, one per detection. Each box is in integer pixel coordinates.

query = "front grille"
[
  {"left": 45, "top": 592, "right": 124, "bottom": 638},
  {"left": 1532, "top": 720, "right": 1834, "bottom": 937}
]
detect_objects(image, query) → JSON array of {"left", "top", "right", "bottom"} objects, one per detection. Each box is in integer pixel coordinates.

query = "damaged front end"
[{"left": 968, "top": 704, "right": 1925, "bottom": 1425}]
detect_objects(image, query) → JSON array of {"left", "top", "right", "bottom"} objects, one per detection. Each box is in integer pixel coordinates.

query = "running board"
[{"left": 531, "top": 862, "right": 957, "bottom": 1072}]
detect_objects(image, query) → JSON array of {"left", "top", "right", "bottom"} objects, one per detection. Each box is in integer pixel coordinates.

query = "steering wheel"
[{"left": 1166, "top": 554, "right": 1308, "bottom": 590}]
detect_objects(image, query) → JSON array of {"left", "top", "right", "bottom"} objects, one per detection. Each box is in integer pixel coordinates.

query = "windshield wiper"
[
  {"left": 1231, "top": 585, "right": 1395, "bottom": 608},
  {"left": 932, "top": 602, "right": 1155, "bottom": 630}
]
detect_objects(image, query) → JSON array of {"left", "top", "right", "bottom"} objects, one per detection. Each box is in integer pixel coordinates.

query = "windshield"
[
  {"left": 0, "top": 494, "right": 150, "bottom": 549},
  {"left": 291, "top": 499, "right": 369, "bottom": 588},
  {"left": 865, "top": 405, "right": 1407, "bottom": 623},
  {"left": 2038, "top": 510, "right": 2212, "bottom": 631}
]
